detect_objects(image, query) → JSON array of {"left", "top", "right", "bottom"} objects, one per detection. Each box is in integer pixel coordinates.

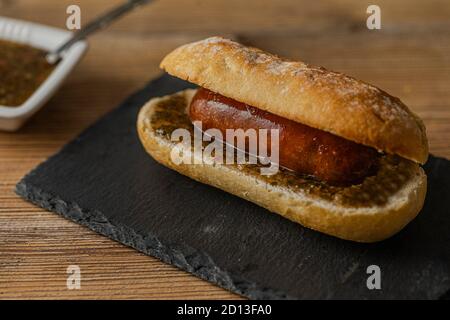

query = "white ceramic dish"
[{"left": 0, "top": 16, "right": 88, "bottom": 131}]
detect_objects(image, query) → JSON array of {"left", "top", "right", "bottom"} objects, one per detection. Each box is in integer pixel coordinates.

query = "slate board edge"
[
  {"left": 15, "top": 180, "right": 292, "bottom": 300},
  {"left": 16, "top": 178, "right": 450, "bottom": 300}
]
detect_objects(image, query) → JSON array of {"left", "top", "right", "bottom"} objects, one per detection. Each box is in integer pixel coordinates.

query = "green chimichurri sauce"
[{"left": 0, "top": 39, "right": 55, "bottom": 107}]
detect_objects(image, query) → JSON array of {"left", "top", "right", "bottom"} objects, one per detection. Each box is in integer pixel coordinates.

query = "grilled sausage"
[{"left": 189, "top": 88, "right": 379, "bottom": 185}]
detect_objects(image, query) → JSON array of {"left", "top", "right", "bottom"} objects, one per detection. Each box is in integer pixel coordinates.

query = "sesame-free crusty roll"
[
  {"left": 136, "top": 37, "right": 429, "bottom": 242},
  {"left": 161, "top": 37, "right": 428, "bottom": 164}
]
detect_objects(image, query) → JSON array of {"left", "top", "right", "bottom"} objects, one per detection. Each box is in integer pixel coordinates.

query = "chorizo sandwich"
[{"left": 137, "top": 37, "right": 428, "bottom": 242}]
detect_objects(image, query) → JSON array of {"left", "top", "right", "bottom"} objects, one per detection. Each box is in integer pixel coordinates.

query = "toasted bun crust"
[
  {"left": 161, "top": 37, "right": 428, "bottom": 164},
  {"left": 137, "top": 90, "right": 427, "bottom": 243}
]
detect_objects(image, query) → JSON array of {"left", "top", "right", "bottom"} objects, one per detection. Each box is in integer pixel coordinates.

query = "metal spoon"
[{"left": 46, "top": 0, "right": 153, "bottom": 64}]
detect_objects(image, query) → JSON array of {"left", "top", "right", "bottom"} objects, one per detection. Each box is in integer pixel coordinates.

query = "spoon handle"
[{"left": 47, "top": 0, "right": 152, "bottom": 63}]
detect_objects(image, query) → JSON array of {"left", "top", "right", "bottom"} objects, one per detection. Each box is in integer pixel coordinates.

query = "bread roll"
[{"left": 161, "top": 37, "right": 428, "bottom": 164}]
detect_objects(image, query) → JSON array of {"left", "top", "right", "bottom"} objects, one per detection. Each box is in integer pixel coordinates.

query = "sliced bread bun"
[
  {"left": 161, "top": 37, "right": 428, "bottom": 164},
  {"left": 137, "top": 90, "right": 427, "bottom": 243}
]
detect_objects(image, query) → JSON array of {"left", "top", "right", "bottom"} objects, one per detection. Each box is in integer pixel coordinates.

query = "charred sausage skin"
[{"left": 189, "top": 88, "right": 379, "bottom": 185}]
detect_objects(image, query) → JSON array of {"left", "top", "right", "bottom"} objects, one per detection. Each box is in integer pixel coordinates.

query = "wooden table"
[{"left": 0, "top": 0, "right": 449, "bottom": 299}]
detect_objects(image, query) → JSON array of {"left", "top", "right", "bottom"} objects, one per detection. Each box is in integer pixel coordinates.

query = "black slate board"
[{"left": 16, "top": 74, "right": 450, "bottom": 299}]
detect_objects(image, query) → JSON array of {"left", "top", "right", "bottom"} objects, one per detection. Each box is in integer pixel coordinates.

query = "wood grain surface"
[{"left": 0, "top": 0, "right": 449, "bottom": 299}]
